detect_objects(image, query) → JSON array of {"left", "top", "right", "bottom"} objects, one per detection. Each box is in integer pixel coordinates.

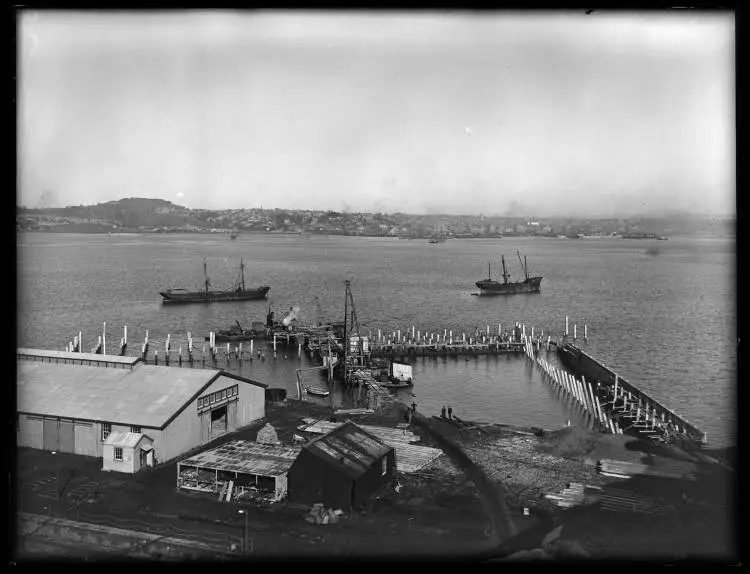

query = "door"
[
  {"left": 227, "top": 400, "right": 238, "bottom": 433},
  {"left": 200, "top": 411, "right": 211, "bottom": 445},
  {"left": 42, "top": 418, "right": 58, "bottom": 451},
  {"left": 58, "top": 419, "right": 75, "bottom": 453}
]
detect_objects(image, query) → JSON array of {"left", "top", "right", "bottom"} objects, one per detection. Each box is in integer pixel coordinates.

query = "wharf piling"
[{"left": 557, "top": 341, "right": 707, "bottom": 448}]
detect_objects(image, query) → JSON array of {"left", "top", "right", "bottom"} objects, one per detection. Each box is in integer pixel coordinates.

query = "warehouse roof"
[
  {"left": 18, "top": 348, "right": 141, "bottom": 367},
  {"left": 17, "top": 358, "right": 265, "bottom": 428},
  {"left": 304, "top": 421, "right": 392, "bottom": 479},
  {"left": 179, "top": 440, "right": 301, "bottom": 477}
]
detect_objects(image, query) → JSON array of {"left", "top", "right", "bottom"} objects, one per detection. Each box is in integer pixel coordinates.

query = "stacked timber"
[
  {"left": 598, "top": 487, "right": 676, "bottom": 516},
  {"left": 543, "top": 482, "right": 588, "bottom": 509},
  {"left": 598, "top": 459, "right": 698, "bottom": 481}
]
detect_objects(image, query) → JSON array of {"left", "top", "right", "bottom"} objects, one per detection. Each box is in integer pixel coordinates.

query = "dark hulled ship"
[
  {"left": 160, "top": 258, "right": 270, "bottom": 303},
  {"left": 475, "top": 251, "right": 542, "bottom": 295}
]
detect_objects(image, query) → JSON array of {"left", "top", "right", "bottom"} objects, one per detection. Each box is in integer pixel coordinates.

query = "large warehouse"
[{"left": 16, "top": 349, "right": 267, "bottom": 466}]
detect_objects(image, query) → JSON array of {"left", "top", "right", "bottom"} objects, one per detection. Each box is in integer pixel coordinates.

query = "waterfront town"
[{"left": 16, "top": 198, "right": 735, "bottom": 238}]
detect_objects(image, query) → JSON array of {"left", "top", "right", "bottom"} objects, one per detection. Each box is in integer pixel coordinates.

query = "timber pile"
[
  {"left": 597, "top": 487, "right": 676, "bottom": 516},
  {"left": 598, "top": 459, "right": 698, "bottom": 482},
  {"left": 334, "top": 408, "right": 375, "bottom": 416},
  {"left": 543, "top": 482, "right": 588, "bottom": 509}
]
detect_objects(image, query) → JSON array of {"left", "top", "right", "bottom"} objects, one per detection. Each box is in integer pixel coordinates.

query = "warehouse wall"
[
  {"left": 74, "top": 421, "right": 97, "bottom": 457},
  {"left": 17, "top": 415, "right": 43, "bottom": 449},
  {"left": 235, "top": 378, "right": 265, "bottom": 427},
  {"left": 159, "top": 377, "right": 265, "bottom": 464}
]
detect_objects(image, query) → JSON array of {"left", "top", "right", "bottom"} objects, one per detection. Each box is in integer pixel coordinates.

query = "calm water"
[{"left": 17, "top": 233, "right": 736, "bottom": 446}]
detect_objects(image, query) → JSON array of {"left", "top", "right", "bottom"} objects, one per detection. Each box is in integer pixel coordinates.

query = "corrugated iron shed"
[
  {"left": 180, "top": 440, "right": 301, "bottom": 477},
  {"left": 298, "top": 419, "right": 443, "bottom": 473},
  {"left": 304, "top": 421, "right": 392, "bottom": 479},
  {"left": 16, "top": 360, "right": 248, "bottom": 428}
]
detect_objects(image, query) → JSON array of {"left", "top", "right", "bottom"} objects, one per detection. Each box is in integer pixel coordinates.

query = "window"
[
  {"left": 101, "top": 423, "right": 111, "bottom": 442},
  {"left": 130, "top": 426, "right": 141, "bottom": 434},
  {"left": 381, "top": 457, "right": 387, "bottom": 476},
  {"left": 221, "top": 390, "right": 227, "bottom": 400},
  {"left": 198, "top": 398, "right": 204, "bottom": 408},
  {"left": 114, "top": 447, "right": 123, "bottom": 461}
]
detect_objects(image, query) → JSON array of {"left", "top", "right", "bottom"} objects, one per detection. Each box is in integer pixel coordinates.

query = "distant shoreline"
[{"left": 16, "top": 230, "right": 735, "bottom": 240}]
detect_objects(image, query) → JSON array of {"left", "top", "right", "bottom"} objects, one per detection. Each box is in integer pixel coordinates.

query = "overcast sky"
[{"left": 18, "top": 10, "right": 734, "bottom": 217}]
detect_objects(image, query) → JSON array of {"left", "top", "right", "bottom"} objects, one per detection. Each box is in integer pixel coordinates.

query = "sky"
[{"left": 17, "top": 10, "right": 735, "bottom": 217}]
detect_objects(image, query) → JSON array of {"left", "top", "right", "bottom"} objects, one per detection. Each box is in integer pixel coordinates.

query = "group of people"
[{"left": 440, "top": 405, "right": 453, "bottom": 420}]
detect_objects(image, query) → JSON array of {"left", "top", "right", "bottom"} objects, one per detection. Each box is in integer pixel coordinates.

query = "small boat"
[
  {"left": 305, "top": 386, "right": 330, "bottom": 397},
  {"left": 475, "top": 251, "right": 542, "bottom": 295},
  {"left": 372, "top": 359, "right": 414, "bottom": 388},
  {"left": 230, "top": 233, "right": 239, "bottom": 240},
  {"left": 160, "top": 258, "right": 270, "bottom": 303}
]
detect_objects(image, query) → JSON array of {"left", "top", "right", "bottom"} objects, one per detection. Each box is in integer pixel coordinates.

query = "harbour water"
[{"left": 17, "top": 233, "right": 736, "bottom": 446}]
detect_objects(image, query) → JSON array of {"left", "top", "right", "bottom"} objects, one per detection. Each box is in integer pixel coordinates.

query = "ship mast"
[
  {"left": 488, "top": 262, "right": 491, "bottom": 281},
  {"left": 240, "top": 258, "right": 246, "bottom": 291},
  {"left": 501, "top": 255, "right": 509, "bottom": 284},
  {"left": 517, "top": 251, "right": 529, "bottom": 281},
  {"left": 524, "top": 255, "right": 529, "bottom": 281}
]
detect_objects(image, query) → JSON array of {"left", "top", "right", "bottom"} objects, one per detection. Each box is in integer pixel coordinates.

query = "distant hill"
[{"left": 19, "top": 197, "right": 201, "bottom": 231}]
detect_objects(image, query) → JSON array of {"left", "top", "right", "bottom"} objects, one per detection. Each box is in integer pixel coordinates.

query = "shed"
[
  {"left": 102, "top": 432, "right": 154, "bottom": 474},
  {"left": 287, "top": 421, "right": 396, "bottom": 511},
  {"left": 177, "top": 440, "right": 300, "bottom": 502}
]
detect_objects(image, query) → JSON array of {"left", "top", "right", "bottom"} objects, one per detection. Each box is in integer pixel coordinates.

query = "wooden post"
[
  {"left": 565, "top": 316, "right": 569, "bottom": 336},
  {"left": 79, "top": 331, "right": 82, "bottom": 352},
  {"left": 102, "top": 322, "right": 106, "bottom": 355},
  {"left": 613, "top": 375, "right": 619, "bottom": 400},
  {"left": 250, "top": 339, "right": 254, "bottom": 354},
  {"left": 594, "top": 394, "right": 604, "bottom": 426},
  {"left": 124, "top": 325, "right": 127, "bottom": 346},
  {"left": 574, "top": 324, "right": 577, "bottom": 340},
  {"left": 531, "top": 326, "right": 534, "bottom": 339},
  {"left": 584, "top": 324, "right": 588, "bottom": 340},
  {"left": 273, "top": 333, "right": 277, "bottom": 352}
]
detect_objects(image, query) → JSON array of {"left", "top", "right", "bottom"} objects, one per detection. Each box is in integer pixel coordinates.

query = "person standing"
[
  {"left": 411, "top": 401, "right": 417, "bottom": 414},
  {"left": 447, "top": 406, "right": 453, "bottom": 420},
  {"left": 441, "top": 406, "right": 447, "bottom": 419}
]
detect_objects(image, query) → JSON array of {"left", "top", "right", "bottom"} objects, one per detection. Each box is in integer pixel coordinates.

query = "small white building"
[{"left": 102, "top": 431, "right": 154, "bottom": 474}]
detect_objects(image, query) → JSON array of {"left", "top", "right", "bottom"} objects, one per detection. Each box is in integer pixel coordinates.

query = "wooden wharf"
[
  {"left": 557, "top": 342, "right": 707, "bottom": 448},
  {"left": 365, "top": 322, "right": 563, "bottom": 358},
  {"left": 518, "top": 334, "right": 707, "bottom": 449}
]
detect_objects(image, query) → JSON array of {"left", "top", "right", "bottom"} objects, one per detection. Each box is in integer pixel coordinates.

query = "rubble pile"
[
  {"left": 256, "top": 423, "right": 281, "bottom": 446},
  {"left": 304, "top": 503, "right": 345, "bottom": 525},
  {"left": 462, "top": 434, "right": 599, "bottom": 508},
  {"left": 535, "top": 426, "right": 600, "bottom": 458}
]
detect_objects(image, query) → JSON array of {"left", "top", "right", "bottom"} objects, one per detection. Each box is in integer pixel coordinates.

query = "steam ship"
[
  {"left": 475, "top": 251, "right": 542, "bottom": 295},
  {"left": 160, "top": 258, "right": 270, "bottom": 303}
]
